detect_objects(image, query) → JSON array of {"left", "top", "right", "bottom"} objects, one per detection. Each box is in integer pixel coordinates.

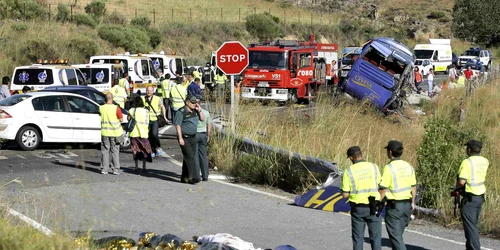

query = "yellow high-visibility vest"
[
  {"left": 118, "top": 78, "right": 127, "bottom": 88},
  {"left": 110, "top": 85, "right": 126, "bottom": 109},
  {"left": 380, "top": 159, "right": 416, "bottom": 200},
  {"left": 129, "top": 107, "right": 149, "bottom": 139},
  {"left": 170, "top": 84, "right": 186, "bottom": 110},
  {"left": 214, "top": 74, "right": 227, "bottom": 85},
  {"left": 341, "top": 161, "right": 381, "bottom": 204},
  {"left": 142, "top": 96, "right": 160, "bottom": 121},
  {"left": 458, "top": 155, "right": 489, "bottom": 195},
  {"left": 100, "top": 104, "right": 124, "bottom": 137}
]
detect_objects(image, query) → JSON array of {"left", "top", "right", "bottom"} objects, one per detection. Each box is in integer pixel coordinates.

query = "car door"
[
  {"left": 64, "top": 95, "right": 101, "bottom": 142},
  {"left": 31, "top": 96, "right": 73, "bottom": 141}
]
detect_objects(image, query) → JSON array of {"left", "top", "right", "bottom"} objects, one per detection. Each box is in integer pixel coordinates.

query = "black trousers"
[
  {"left": 461, "top": 195, "right": 485, "bottom": 250},
  {"left": 180, "top": 136, "right": 200, "bottom": 182},
  {"left": 148, "top": 120, "right": 160, "bottom": 152}
]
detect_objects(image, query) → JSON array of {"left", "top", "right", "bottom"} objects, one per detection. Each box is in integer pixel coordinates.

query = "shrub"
[
  {"left": 103, "top": 11, "right": 127, "bottom": 25},
  {"left": 55, "top": 4, "right": 70, "bottom": 23},
  {"left": 147, "top": 27, "right": 163, "bottom": 49},
  {"left": 416, "top": 118, "right": 483, "bottom": 208},
  {"left": 68, "top": 37, "right": 100, "bottom": 59},
  {"left": 97, "top": 24, "right": 151, "bottom": 52},
  {"left": 84, "top": 0, "right": 106, "bottom": 21},
  {"left": 427, "top": 11, "right": 445, "bottom": 19},
  {"left": 0, "top": 0, "right": 48, "bottom": 20},
  {"left": 21, "top": 39, "right": 57, "bottom": 62},
  {"left": 245, "top": 13, "right": 283, "bottom": 41},
  {"left": 130, "top": 16, "right": 151, "bottom": 29},
  {"left": 73, "top": 13, "right": 97, "bottom": 28},
  {"left": 438, "top": 16, "right": 451, "bottom": 23},
  {"left": 11, "top": 23, "right": 28, "bottom": 32}
]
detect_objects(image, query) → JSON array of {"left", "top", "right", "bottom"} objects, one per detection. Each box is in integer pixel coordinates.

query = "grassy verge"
[{"left": 209, "top": 76, "right": 500, "bottom": 237}]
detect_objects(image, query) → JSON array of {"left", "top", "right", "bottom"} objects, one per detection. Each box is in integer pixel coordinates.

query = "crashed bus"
[{"left": 339, "top": 38, "right": 414, "bottom": 111}]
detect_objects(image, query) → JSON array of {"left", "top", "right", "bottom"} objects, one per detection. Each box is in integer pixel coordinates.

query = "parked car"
[
  {"left": 458, "top": 47, "right": 493, "bottom": 70},
  {"left": 40, "top": 86, "right": 131, "bottom": 148},
  {"left": 0, "top": 92, "right": 127, "bottom": 150}
]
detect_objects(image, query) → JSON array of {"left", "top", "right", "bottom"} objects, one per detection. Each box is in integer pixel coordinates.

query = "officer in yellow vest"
[
  {"left": 110, "top": 83, "right": 127, "bottom": 109},
  {"left": 341, "top": 146, "right": 382, "bottom": 250},
  {"left": 99, "top": 92, "right": 124, "bottom": 175},
  {"left": 118, "top": 72, "right": 130, "bottom": 96},
  {"left": 379, "top": 140, "right": 417, "bottom": 250},
  {"left": 456, "top": 139, "right": 489, "bottom": 250},
  {"left": 213, "top": 70, "right": 227, "bottom": 101},
  {"left": 157, "top": 73, "right": 176, "bottom": 122},
  {"left": 170, "top": 78, "right": 187, "bottom": 117},
  {"left": 143, "top": 86, "right": 167, "bottom": 158}
]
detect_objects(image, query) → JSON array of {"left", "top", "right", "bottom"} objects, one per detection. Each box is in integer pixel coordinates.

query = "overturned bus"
[{"left": 338, "top": 38, "right": 414, "bottom": 111}]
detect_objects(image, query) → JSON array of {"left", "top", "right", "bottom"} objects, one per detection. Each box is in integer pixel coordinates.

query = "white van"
[
  {"left": 89, "top": 54, "right": 160, "bottom": 95},
  {"left": 72, "top": 63, "right": 125, "bottom": 92},
  {"left": 413, "top": 39, "right": 453, "bottom": 75},
  {"left": 10, "top": 62, "right": 87, "bottom": 93},
  {"left": 130, "top": 51, "right": 187, "bottom": 80}
]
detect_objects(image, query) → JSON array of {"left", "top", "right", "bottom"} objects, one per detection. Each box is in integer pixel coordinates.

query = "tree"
[
  {"left": 84, "top": 0, "right": 106, "bottom": 22},
  {"left": 452, "top": 0, "right": 500, "bottom": 46},
  {"left": 245, "top": 13, "right": 283, "bottom": 42}
]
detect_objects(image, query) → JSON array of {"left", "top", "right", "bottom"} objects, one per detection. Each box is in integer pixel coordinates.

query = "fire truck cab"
[{"left": 241, "top": 35, "right": 338, "bottom": 103}]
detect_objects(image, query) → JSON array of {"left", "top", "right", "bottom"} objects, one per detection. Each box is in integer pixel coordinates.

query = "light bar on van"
[{"left": 35, "top": 59, "right": 68, "bottom": 64}]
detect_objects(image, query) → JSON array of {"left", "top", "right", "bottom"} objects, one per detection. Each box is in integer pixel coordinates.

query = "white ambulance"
[
  {"left": 72, "top": 63, "right": 125, "bottom": 93},
  {"left": 413, "top": 39, "right": 453, "bottom": 75},
  {"left": 130, "top": 51, "right": 187, "bottom": 80},
  {"left": 89, "top": 54, "right": 160, "bottom": 95}
]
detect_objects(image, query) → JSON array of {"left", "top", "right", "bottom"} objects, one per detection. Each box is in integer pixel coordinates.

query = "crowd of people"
[
  {"left": 341, "top": 139, "right": 489, "bottom": 250},
  {"left": 98, "top": 70, "right": 217, "bottom": 185}
]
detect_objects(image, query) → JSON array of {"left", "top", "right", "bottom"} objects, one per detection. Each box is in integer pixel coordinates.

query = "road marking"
[
  {"left": 17, "top": 155, "right": 26, "bottom": 159},
  {"left": 57, "top": 153, "right": 71, "bottom": 159},
  {"left": 0, "top": 156, "right": 7, "bottom": 160},
  {"left": 405, "top": 229, "right": 493, "bottom": 250},
  {"left": 7, "top": 208, "right": 53, "bottom": 236},
  {"left": 210, "top": 178, "right": 294, "bottom": 202},
  {"left": 159, "top": 125, "right": 173, "bottom": 135}
]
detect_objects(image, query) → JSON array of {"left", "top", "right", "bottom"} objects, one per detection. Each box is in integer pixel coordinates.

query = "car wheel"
[
  {"left": 16, "top": 126, "right": 40, "bottom": 151},
  {"left": 120, "top": 133, "right": 131, "bottom": 149}
]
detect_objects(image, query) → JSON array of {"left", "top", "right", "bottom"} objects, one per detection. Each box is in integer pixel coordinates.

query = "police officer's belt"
[
  {"left": 387, "top": 199, "right": 411, "bottom": 203},
  {"left": 349, "top": 202, "right": 370, "bottom": 207},
  {"left": 465, "top": 192, "right": 485, "bottom": 198}
]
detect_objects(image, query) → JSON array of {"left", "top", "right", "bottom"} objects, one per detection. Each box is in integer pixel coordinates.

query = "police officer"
[
  {"left": 379, "top": 140, "right": 416, "bottom": 250},
  {"left": 340, "top": 146, "right": 382, "bottom": 250},
  {"left": 110, "top": 82, "right": 127, "bottom": 109},
  {"left": 456, "top": 139, "right": 489, "bottom": 250}
]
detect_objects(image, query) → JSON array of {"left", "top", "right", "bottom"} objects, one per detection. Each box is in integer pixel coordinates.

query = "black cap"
[
  {"left": 465, "top": 139, "right": 482, "bottom": 149},
  {"left": 347, "top": 146, "right": 361, "bottom": 157},
  {"left": 385, "top": 140, "right": 403, "bottom": 151},
  {"left": 186, "top": 95, "right": 199, "bottom": 104},
  {"left": 2, "top": 76, "right": 9, "bottom": 85}
]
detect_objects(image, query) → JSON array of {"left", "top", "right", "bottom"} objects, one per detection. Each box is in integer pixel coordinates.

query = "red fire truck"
[{"left": 241, "top": 35, "right": 338, "bottom": 103}]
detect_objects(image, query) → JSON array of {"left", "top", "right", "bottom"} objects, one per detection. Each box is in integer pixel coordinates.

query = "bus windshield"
[{"left": 362, "top": 46, "right": 407, "bottom": 75}]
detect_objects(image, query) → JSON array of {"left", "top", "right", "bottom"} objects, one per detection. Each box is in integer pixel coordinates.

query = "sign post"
[{"left": 216, "top": 41, "right": 249, "bottom": 134}]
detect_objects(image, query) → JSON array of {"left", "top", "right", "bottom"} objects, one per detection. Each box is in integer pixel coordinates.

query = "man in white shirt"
[
  {"left": 448, "top": 65, "right": 457, "bottom": 83},
  {"left": 0, "top": 76, "right": 11, "bottom": 100}
]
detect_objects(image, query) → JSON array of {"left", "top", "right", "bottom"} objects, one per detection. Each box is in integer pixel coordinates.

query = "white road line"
[
  {"left": 7, "top": 208, "right": 53, "bottom": 236},
  {"left": 0, "top": 156, "right": 7, "bottom": 160},
  {"left": 17, "top": 155, "right": 26, "bottom": 159},
  {"left": 166, "top": 154, "right": 494, "bottom": 248},
  {"left": 159, "top": 125, "right": 173, "bottom": 135},
  {"left": 64, "top": 152, "right": 78, "bottom": 157},
  {"left": 57, "top": 153, "right": 71, "bottom": 159}
]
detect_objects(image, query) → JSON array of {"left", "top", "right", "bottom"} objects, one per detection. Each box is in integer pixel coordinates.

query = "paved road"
[{"left": 1, "top": 125, "right": 499, "bottom": 250}]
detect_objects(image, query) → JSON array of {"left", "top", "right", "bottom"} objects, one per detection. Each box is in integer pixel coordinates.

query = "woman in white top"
[{"left": 427, "top": 68, "right": 434, "bottom": 97}]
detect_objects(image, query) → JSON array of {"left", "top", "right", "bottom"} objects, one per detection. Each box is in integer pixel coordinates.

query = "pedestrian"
[
  {"left": 0, "top": 76, "right": 11, "bottom": 100},
  {"left": 174, "top": 95, "right": 205, "bottom": 184},
  {"left": 128, "top": 95, "right": 153, "bottom": 172},
  {"left": 379, "top": 140, "right": 417, "bottom": 250},
  {"left": 110, "top": 81, "right": 127, "bottom": 109},
  {"left": 455, "top": 71, "right": 466, "bottom": 88},
  {"left": 449, "top": 64, "right": 458, "bottom": 83},
  {"left": 456, "top": 139, "right": 489, "bottom": 250},
  {"left": 464, "top": 66, "right": 474, "bottom": 80},
  {"left": 413, "top": 67, "right": 423, "bottom": 94},
  {"left": 340, "top": 146, "right": 382, "bottom": 250},
  {"left": 195, "top": 96, "right": 212, "bottom": 181},
  {"left": 99, "top": 92, "right": 124, "bottom": 175},
  {"left": 213, "top": 69, "right": 227, "bottom": 101},
  {"left": 187, "top": 73, "right": 203, "bottom": 98},
  {"left": 118, "top": 72, "right": 131, "bottom": 96},
  {"left": 235, "top": 77, "right": 242, "bottom": 107},
  {"left": 142, "top": 86, "right": 167, "bottom": 158},
  {"left": 427, "top": 68, "right": 434, "bottom": 97}
]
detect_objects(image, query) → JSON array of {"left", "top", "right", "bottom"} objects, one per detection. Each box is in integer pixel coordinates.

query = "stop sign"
[{"left": 216, "top": 41, "right": 249, "bottom": 75}]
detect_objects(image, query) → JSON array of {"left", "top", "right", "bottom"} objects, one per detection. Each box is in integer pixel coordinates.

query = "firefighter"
[
  {"left": 202, "top": 63, "right": 214, "bottom": 90},
  {"left": 340, "top": 146, "right": 382, "bottom": 250},
  {"left": 213, "top": 69, "right": 227, "bottom": 101},
  {"left": 456, "top": 139, "right": 489, "bottom": 250},
  {"left": 118, "top": 72, "right": 130, "bottom": 96},
  {"left": 379, "top": 140, "right": 417, "bottom": 250},
  {"left": 110, "top": 82, "right": 127, "bottom": 109}
]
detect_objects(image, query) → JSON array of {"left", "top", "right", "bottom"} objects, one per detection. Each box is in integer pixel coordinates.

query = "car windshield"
[
  {"left": 414, "top": 50, "right": 434, "bottom": 59},
  {"left": 414, "top": 60, "right": 423, "bottom": 66},
  {"left": 249, "top": 51, "right": 287, "bottom": 69},
  {"left": 0, "top": 94, "right": 30, "bottom": 106},
  {"left": 462, "top": 50, "right": 480, "bottom": 57}
]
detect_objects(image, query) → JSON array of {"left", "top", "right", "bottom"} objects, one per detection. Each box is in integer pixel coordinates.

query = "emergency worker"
[
  {"left": 110, "top": 82, "right": 127, "bottom": 109},
  {"left": 118, "top": 72, "right": 130, "bottom": 96},
  {"left": 170, "top": 77, "right": 188, "bottom": 118},
  {"left": 456, "top": 139, "right": 489, "bottom": 250},
  {"left": 340, "top": 146, "right": 382, "bottom": 250},
  {"left": 379, "top": 140, "right": 417, "bottom": 250},
  {"left": 157, "top": 73, "right": 176, "bottom": 122},
  {"left": 99, "top": 92, "right": 123, "bottom": 175},
  {"left": 142, "top": 86, "right": 167, "bottom": 157},
  {"left": 214, "top": 69, "right": 227, "bottom": 101}
]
